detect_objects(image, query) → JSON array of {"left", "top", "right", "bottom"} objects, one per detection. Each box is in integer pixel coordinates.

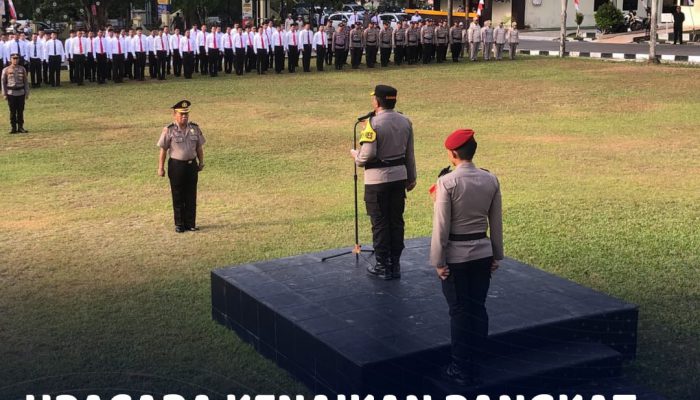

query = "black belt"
[
  {"left": 449, "top": 232, "right": 487, "bottom": 241},
  {"left": 382, "top": 41, "right": 391, "bottom": 44},
  {"left": 365, "top": 158, "right": 405, "bottom": 170},
  {"left": 171, "top": 158, "right": 197, "bottom": 164}
]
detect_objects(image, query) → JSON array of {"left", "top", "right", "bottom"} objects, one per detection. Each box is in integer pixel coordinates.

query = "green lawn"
[{"left": 0, "top": 58, "right": 698, "bottom": 399}]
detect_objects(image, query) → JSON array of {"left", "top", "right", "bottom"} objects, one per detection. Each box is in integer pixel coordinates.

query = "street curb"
[{"left": 517, "top": 49, "right": 700, "bottom": 64}]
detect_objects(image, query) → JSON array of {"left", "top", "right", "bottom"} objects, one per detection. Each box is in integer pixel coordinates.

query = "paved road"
[{"left": 519, "top": 39, "right": 700, "bottom": 56}]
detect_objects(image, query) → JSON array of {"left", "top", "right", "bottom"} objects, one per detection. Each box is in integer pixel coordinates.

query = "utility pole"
[
  {"left": 560, "top": 0, "right": 567, "bottom": 57},
  {"left": 447, "top": 0, "right": 453, "bottom": 27},
  {"left": 649, "top": 0, "right": 659, "bottom": 63}
]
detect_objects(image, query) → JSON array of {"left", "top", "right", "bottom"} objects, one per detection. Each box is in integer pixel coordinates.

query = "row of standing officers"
[{"left": 0, "top": 18, "right": 521, "bottom": 87}]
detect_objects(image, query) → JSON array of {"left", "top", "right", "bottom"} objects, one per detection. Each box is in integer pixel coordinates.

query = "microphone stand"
[{"left": 322, "top": 119, "right": 375, "bottom": 263}]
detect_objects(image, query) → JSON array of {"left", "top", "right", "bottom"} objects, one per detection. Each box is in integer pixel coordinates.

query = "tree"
[
  {"left": 594, "top": 1, "right": 624, "bottom": 34},
  {"left": 575, "top": 12, "right": 584, "bottom": 38},
  {"left": 649, "top": 0, "right": 658, "bottom": 63},
  {"left": 560, "top": 0, "right": 567, "bottom": 57}
]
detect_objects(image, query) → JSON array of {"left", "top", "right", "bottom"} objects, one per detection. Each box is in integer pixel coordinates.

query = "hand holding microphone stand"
[{"left": 322, "top": 111, "right": 377, "bottom": 263}]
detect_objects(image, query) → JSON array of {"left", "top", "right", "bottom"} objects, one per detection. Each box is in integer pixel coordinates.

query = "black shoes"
[
  {"left": 186, "top": 227, "right": 199, "bottom": 231},
  {"left": 18, "top": 126, "right": 28, "bottom": 133},
  {"left": 176, "top": 226, "right": 199, "bottom": 233},
  {"left": 175, "top": 226, "right": 185, "bottom": 233},
  {"left": 391, "top": 258, "right": 401, "bottom": 279},
  {"left": 9, "top": 127, "right": 17, "bottom": 134},
  {"left": 443, "top": 362, "right": 482, "bottom": 386},
  {"left": 367, "top": 260, "right": 392, "bottom": 280}
]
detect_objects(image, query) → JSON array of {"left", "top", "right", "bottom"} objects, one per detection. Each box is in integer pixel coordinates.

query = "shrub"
[{"left": 595, "top": 2, "right": 624, "bottom": 33}]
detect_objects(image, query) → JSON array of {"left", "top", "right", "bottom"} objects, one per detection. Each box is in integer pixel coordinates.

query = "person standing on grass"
[
  {"left": 2, "top": 53, "right": 30, "bottom": 134},
  {"left": 429, "top": 129, "right": 503, "bottom": 387},
  {"left": 507, "top": 22, "right": 519, "bottom": 60},
  {"left": 494, "top": 22, "right": 506, "bottom": 61},
  {"left": 157, "top": 100, "right": 206, "bottom": 233}
]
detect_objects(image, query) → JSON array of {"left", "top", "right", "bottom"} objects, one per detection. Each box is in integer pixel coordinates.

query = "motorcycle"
[{"left": 624, "top": 10, "right": 645, "bottom": 31}]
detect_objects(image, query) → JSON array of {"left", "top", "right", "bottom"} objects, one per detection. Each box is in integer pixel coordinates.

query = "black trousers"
[
  {"left": 407, "top": 45, "right": 418, "bottom": 64},
  {"left": 156, "top": 51, "right": 167, "bottom": 79},
  {"left": 288, "top": 46, "right": 299, "bottom": 72},
  {"left": 208, "top": 50, "right": 219, "bottom": 76},
  {"left": 69, "top": 59, "right": 75, "bottom": 82},
  {"left": 673, "top": 25, "right": 683, "bottom": 44},
  {"left": 126, "top": 53, "right": 134, "bottom": 79},
  {"left": 316, "top": 46, "right": 326, "bottom": 71},
  {"left": 364, "top": 180, "right": 406, "bottom": 263},
  {"left": 256, "top": 49, "right": 268, "bottom": 74},
  {"left": 274, "top": 46, "right": 285, "bottom": 73},
  {"left": 73, "top": 54, "right": 86, "bottom": 85},
  {"left": 351, "top": 47, "right": 363, "bottom": 68},
  {"left": 48, "top": 55, "right": 61, "bottom": 86},
  {"left": 148, "top": 53, "right": 157, "bottom": 78},
  {"left": 29, "top": 58, "right": 42, "bottom": 86},
  {"left": 223, "top": 48, "right": 234, "bottom": 73},
  {"left": 394, "top": 45, "right": 405, "bottom": 65},
  {"left": 451, "top": 43, "right": 462, "bottom": 62},
  {"left": 334, "top": 48, "right": 346, "bottom": 69},
  {"left": 366, "top": 45, "right": 378, "bottom": 67},
  {"left": 42, "top": 60, "right": 49, "bottom": 83},
  {"left": 436, "top": 44, "right": 448, "bottom": 63},
  {"left": 166, "top": 53, "right": 172, "bottom": 74},
  {"left": 442, "top": 256, "right": 492, "bottom": 374},
  {"left": 134, "top": 52, "right": 146, "bottom": 80},
  {"left": 325, "top": 44, "right": 333, "bottom": 65},
  {"left": 199, "top": 46, "right": 208, "bottom": 74},
  {"left": 86, "top": 54, "right": 96, "bottom": 81},
  {"left": 96, "top": 53, "right": 108, "bottom": 83},
  {"left": 112, "top": 54, "right": 125, "bottom": 83},
  {"left": 172, "top": 50, "right": 182, "bottom": 76},
  {"left": 7, "top": 95, "right": 25, "bottom": 128},
  {"left": 182, "top": 51, "right": 194, "bottom": 78},
  {"left": 168, "top": 158, "right": 199, "bottom": 229},
  {"left": 234, "top": 48, "right": 245, "bottom": 75},
  {"left": 423, "top": 43, "right": 435, "bottom": 63},
  {"left": 302, "top": 44, "right": 312, "bottom": 72},
  {"left": 246, "top": 47, "right": 255, "bottom": 72},
  {"left": 380, "top": 47, "right": 391, "bottom": 67}
]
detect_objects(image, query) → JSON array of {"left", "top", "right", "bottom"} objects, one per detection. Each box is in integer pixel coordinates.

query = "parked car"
[
  {"left": 342, "top": 4, "right": 367, "bottom": 15},
  {"left": 328, "top": 12, "right": 353, "bottom": 29},
  {"left": 378, "top": 12, "right": 407, "bottom": 29}
]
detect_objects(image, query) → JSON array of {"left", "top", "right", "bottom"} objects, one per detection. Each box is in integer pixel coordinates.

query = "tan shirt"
[
  {"left": 1, "top": 65, "right": 29, "bottom": 97},
  {"left": 430, "top": 162, "right": 503, "bottom": 267},
  {"left": 355, "top": 109, "right": 417, "bottom": 186},
  {"left": 157, "top": 122, "right": 206, "bottom": 161}
]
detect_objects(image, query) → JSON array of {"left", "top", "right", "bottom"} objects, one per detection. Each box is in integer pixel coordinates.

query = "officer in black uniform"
[
  {"left": 157, "top": 100, "right": 206, "bottom": 233},
  {"left": 351, "top": 85, "right": 417, "bottom": 280}
]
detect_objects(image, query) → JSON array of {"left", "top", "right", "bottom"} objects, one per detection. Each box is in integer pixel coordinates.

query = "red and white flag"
[
  {"left": 8, "top": 0, "right": 17, "bottom": 19},
  {"left": 574, "top": 0, "right": 580, "bottom": 11},
  {"left": 477, "top": 0, "right": 485, "bottom": 16}
]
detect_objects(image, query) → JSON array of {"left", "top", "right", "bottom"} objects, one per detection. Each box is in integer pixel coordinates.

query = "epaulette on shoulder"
[
  {"left": 189, "top": 122, "right": 199, "bottom": 127},
  {"left": 166, "top": 122, "right": 176, "bottom": 128},
  {"left": 480, "top": 168, "right": 491, "bottom": 173}
]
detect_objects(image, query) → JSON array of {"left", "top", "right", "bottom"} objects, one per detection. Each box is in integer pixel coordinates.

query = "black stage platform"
[{"left": 212, "top": 238, "right": 640, "bottom": 396}]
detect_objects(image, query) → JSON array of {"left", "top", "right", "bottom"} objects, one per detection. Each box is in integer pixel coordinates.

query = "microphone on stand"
[{"left": 357, "top": 111, "right": 375, "bottom": 121}]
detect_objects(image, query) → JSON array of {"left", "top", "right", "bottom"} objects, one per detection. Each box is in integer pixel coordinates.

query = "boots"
[
  {"left": 9, "top": 124, "right": 17, "bottom": 134},
  {"left": 390, "top": 257, "right": 401, "bottom": 279},
  {"left": 18, "top": 125, "right": 28, "bottom": 133},
  {"left": 367, "top": 258, "right": 392, "bottom": 280}
]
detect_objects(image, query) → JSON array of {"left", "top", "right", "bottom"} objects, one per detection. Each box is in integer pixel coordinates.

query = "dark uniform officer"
[
  {"left": 420, "top": 19, "right": 436, "bottom": 64},
  {"left": 429, "top": 129, "right": 503, "bottom": 386},
  {"left": 350, "top": 24, "right": 364, "bottom": 69},
  {"left": 406, "top": 22, "right": 420, "bottom": 65},
  {"left": 352, "top": 85, "right": 417, "bottom": 280},
  {"left": 363, "top": 22, "right": 379, "bottom": 68},
  {"left": 1, "top": 54, "right": 30, "bottom": 134},
  {"left": 333, "top": 25, "right": 348, "bottom": 70},
  {"left": 157, "top": 100, "right": 206, "bottom": 233},
  {"left": 379, "top": 22, "right": 393, "bottom": 67},
  {"left": 393, "top": 22, "right": 407, "bottom": 66},
  {"left": 435, "top": 21, "right": 449, "bottom": 63},
  {"left": 449, "top": 22, "right": 463, "bottom": 62}
]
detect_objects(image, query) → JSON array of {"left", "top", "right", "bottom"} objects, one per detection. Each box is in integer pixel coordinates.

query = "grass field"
[{"left": 0, "top": 58, "right": 698, "bottom": 400}]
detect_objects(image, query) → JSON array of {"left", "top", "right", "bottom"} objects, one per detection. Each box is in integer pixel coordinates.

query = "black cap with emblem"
[
  {"left": 370, "top": 85, "right": 397, "bottom": 109},
  {"left": 171, "top": 100, "right": 191, "bottom": 114}
]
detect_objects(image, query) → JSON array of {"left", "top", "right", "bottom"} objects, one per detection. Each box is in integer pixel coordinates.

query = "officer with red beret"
[{"left": 429, "top": 129, "right": 503, "bottom": 385}]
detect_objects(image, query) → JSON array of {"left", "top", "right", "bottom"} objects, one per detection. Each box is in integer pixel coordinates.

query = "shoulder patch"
[
  {"left": 189, "top": 122, "right": 199, "bottom": 127},
  {"left": 167, "top": 123, "right": 176, "bottom": 128},
  {"left": 480, "top": 168, "right": 490, "bottom": 172},
  {"left": 359, "top": 121, "right": 377, "bottom": 144}
]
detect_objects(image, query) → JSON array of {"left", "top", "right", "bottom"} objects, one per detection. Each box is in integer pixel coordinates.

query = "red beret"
[{"left": 444, "top": 129, "right": 475, "bottom": 150}]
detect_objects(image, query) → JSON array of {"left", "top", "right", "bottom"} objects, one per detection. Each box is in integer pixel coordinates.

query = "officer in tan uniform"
[
  {"left": 494, "top": 22, "right": 507, "bottom": 60},
  {"left": 379, "top": 21, "right": 393, "bottom": 67},
  {"left": 449, "top": 21, "right": 463, "bottom": 62},
  {"left": 351, "top": 85, "right": 417, "bottom": 280},
  {"left": 364, "top": 22, "right": 379, "bottom": 68},
  {"left": 350, "top": 24, "right": 364, "bottom": 69},
  {"left": 429, "top": 129, "right": 503, "bottom": 386},
  {"left": 406, "top": 21, "right": 420, "bottom": 65},
  {"left": 435, "top": 20, "right": 449, "bottom": 63},
  {"left": 157, "top": 100, "right": 206, "bottom": 233},
  {"left": 468, "top": 17, "right": 481, "bottom": 61},
  {"left": 507, "top": 22, "right": 520, "bottom": 60},
  {"left": 2, "top": 53, "right": 30, "bottom": 134},
  {"left": 420, "top": 19, "right": 435, "bottom": 64}
]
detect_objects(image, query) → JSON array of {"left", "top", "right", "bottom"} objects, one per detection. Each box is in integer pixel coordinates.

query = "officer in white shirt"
[
  {"left": 221, "top": 27, "right": 235, "bottom": 74},
  {"left": 286, "top": 24, "right": 300, "bottom": 73},
  {"left": 253, "top": 26, "right": 269, "bottom": 74},
  {"left": 146, "top": 29, "right": 158, "bottom": 79},
  {"left": 180, "top": 29, "right": 198, "bottom": 79},
  {"left": 154, "top": 28, "right": 170, "bottom": 80},
  {"left": 170, "top": 28, "right": 183, "bottom": 77},
  {"left": 71, "top": 29, "right": 90, "bottom": 85},
  {"left": 132, "top": 27, "right": 148, "bottom": 81},
  {"left": 65, "top": 30, "right": 75, "bottom": 82},
  {"left": 205, "top": 25, "right": 220, "bottom": 77},
  {"left": 299, "top": 23, "right": 313, "bottom": 72},
  {"left": 27, "top": 33, "right": 43, "bottom": 87},
  {"left": 93, "top": 30, "right": 109, "bottom": 84},
  {"left": 5, "top": 31, "right": 28, "bottom": 67},
  {"left": 196, "top": 24, "right": 208, "bottom": 75},
  {"left": 108, "top": 29, "right": 126, "bottom": 83},
  {"left": 271, "top": 26, "right": 286, "bottom": 74},
  {"left": 312, "top": 25, "right": 328, "bottom": 72},
  {"left": 44, "top": 31, "right": 65, "bottom": 86},
  {"left": 162, "top": 26, "right": 173, "bottom": 75},
  {"left": 233, "top": 27, "right": 246, "bottom": 76}
]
